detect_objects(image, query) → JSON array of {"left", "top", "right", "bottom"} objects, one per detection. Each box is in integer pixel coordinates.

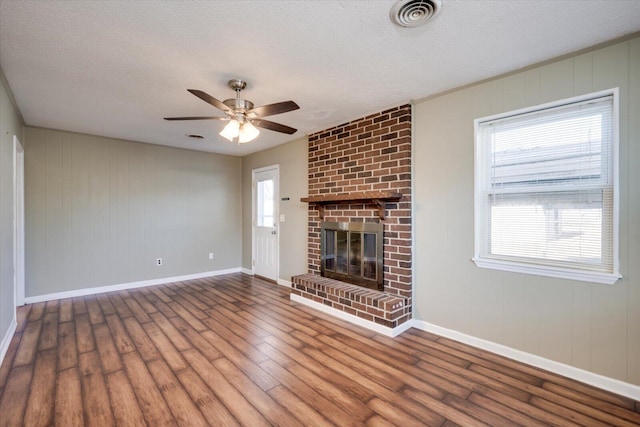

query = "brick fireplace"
[{"left": 292, "top": 104, "right": 412, "bottom": 329}]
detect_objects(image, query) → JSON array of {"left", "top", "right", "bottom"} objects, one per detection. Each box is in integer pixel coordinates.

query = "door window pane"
[{"left": 257, "top": 179, "right": 274, "bottom": 227}]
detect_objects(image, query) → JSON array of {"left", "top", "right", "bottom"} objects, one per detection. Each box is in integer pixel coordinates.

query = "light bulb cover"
[
  {"left": 219, "top": 119, "right": 240, "bottom": 141},
  {"left": 238, "top": 121, "right": 260, "bottom": 143}
]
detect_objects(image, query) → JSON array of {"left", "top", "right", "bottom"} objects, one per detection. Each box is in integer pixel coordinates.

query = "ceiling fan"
[{"left": 164, "top": 79, "right": 299, "bottom": 143}]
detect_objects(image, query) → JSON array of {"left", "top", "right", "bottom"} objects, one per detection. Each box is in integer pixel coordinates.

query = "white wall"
[
  {"left": 24, "top": 127, "right": 243, "bottom": 297},
  {"left": 0, "top": 70, "right": 23, "bottom": 356},
  {"left": 241, "top": 137, "right": 308, "bottom": 283},
  {"left": 413, "top": 37, "right": 640, "bottom": 386}
]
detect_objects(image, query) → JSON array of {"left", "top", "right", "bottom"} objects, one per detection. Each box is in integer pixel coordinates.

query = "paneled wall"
[
  {"left": 413, "top": 37, "right": 640, "bottom": 385},
  {"left": 24, "top": 127, "right": 242, "bottom": 298}
]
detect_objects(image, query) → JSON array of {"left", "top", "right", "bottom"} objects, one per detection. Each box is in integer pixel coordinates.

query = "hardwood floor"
[{"left": 0, "top": 273, "right": 638, "bottom": 426}]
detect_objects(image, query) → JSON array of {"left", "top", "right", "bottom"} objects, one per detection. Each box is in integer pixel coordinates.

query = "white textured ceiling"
[{"left": 1, "top": 1, "right": 639, "bottom": 156}]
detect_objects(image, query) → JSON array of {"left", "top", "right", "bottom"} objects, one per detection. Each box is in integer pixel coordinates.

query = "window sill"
[{"left": 472, "top": 258, "right": 621, "bottom": 285}]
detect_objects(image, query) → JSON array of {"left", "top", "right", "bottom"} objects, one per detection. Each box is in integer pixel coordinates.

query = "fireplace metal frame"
[{"left": 321, "top": 221, "right": 384, "bottom": 291}]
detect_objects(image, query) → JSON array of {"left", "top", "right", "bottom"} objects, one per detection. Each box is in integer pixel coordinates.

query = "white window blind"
[{"left": 474, "top": 90, "right": 620, "bottom": 284}]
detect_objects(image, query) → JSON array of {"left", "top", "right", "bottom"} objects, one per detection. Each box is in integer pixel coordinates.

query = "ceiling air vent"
[
  {"left": 390, "top": 0, "right": 442, "bottom": 28},
  {"left": 186, "top": 134, "right": 204, "bottom": 139}
]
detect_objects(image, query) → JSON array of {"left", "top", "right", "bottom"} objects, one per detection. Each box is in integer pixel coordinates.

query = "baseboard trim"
[
  {"left": 290, "top": 294, "right": 413, "bottom": 337},
  {"left": 413, "top": 320, "right": 640, "bottom": 401},
  {"left": 241, "top": 268, "right": 253, "bottom": 275},
  {"left": 24, "top": 268, "right": 242, "bottom": 304},
  {"left": 277, "top": 278, "right": 292, "bottom": 288},
  {"left": 0, "top": 318, "right": 17, "bottom": 370}
]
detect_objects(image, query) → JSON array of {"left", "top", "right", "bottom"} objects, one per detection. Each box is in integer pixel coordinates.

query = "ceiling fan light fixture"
[
  {"left": 166, "top": 79, "right": 300, "bottom": 142},
  {"left": 219, "top": 119, "right": 240, "bottom": 141},
  {"left": 238, "top": 121, "right": 260, "bottom": 143}
]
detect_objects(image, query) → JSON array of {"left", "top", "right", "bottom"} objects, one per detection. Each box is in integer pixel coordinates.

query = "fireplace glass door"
[{"left": 321, "top": 222, "right": 383, "bottom": 290}]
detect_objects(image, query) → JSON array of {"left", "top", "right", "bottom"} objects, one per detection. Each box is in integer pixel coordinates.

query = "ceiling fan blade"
[
  {"left": 163, "top": 116, "right": 227, "bottom": 121},
  {"left": 249, "top": 101, "right": 299, "bottom": 117},
  {"left": 251, "top": 118, "right": 297, "bottom": 135},
  {"left": 187, "top": 89, "right": 230, "bottom": 112}
]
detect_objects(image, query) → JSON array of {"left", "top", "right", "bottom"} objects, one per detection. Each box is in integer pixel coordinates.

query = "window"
[
  {"left": 257, "top": 178, "right": 274, "bottom": 227},
  {"left": 473, "top": 89, "right": 620, "bottom": 284}
]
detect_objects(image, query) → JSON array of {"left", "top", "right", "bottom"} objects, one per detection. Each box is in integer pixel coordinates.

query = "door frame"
[
  {"left": 251, "top": 164, "right": 280, "bottom": 281},
  {"left": 13, "top": 135, "right": 25, "bottom": 307}
]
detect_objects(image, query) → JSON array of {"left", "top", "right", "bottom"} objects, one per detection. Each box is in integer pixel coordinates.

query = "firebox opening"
[{"left": 321, "top": 222, "right": 384, "bottom": 291}]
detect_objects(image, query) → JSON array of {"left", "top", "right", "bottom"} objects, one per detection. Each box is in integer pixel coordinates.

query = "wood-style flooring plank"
[
  {"left": 258, "top": 341, "right": 374, "bottom": 423},
  {"left": 201, "top": 317, "right": 269, "bottom": 364},
  {"left": 367, "top": 397, "right": 443, "bottom": 427},
  {"left": 58, "top": 298, "right": 74, "bottom": 322},
  {"left": 0, "top": 331, "right": 21, "bottom": 396},
  {"left": 147, "top": 358, "right": 209, "bottom": 427},
  {"left": 121, "top": 351, "right": 175, "bottom": 426},
  {"left": 142, "top": 292, "right": 177, "bottom": 318},
  {"left": 474, "top": 385, "right": 582, "bottom": 427},
  {"left": 105, "top": 370, "right": 147, "bottom": 427},
  {"left": 12, "top": 320, "right": 41, "bottom": 367},
  {"left": 142, "top": 320, "right": 188, "bottom": 371},
  {"left": 74, "top": 313, "right": 95, "bottom": 353},
  {"left": 318, "top": 333, "right": 454, "bottom": 400},
  {"left": 263, "top": 334, "right": 376, "bottom": 403},
  {"left": 38, "top": 313, "right": 59, "bottom": 351},
  {"left": 0, "top": 365, "right": 32, "bottom": 427},
  {"left": 404, "top": 387, "right": 491, "bottom": 427},
  {"left": 78, "top": 351, "right": 116, "bottom": 426},
  {"left": 212, "top": 357, "right": 302, "bottom": 427},
  {"left": 267, "top": 384, "right": 334, "bottom": 427},
  {"left": 28, "top": 302, "right": 46, "bottom": 322},
  {"left": 23, "top": 348, "right": 57, "bottom": 427},
  {"left": 85, "top": 296, "right": 104, "bottom": 325},
  {"left": 176, "top": 367, "right": 240, "bottom": 427},
  {"left": 130, "top": 291, "right": 159, "bottom": 317},
  {"left": 93, "top": 323, "right": 123, "bottom": 374},
  {"left": 541, "top": 381, "right": 640, "bottom": 424},
  {"left": 54, "top": 367, "right": 84, "bottom": 427},
  {"left": 57, "top": 322, "right": 78, "bottom": 371},
  {"left": 1, "top": 273, "right": 638, "bottom": 427},
  {"left": 122, "top": 316, "right": 160, "bottom": 362},
  {"left": 105, "top": 313, "right": 136, "bottom": 354},
  {"left": 15, "top": 305, "right": 32, "bottom": 332},
  {"left": 164, "top": 314, "right": 221, "bottom": 361},
  {"left": 168, "top": 301, "right": 207, "bottom": 332},
  {"left": 466, "top": 391, "right": 551, "bottom": 427},
  {"left": 123, "top": 294, "right": 153, "bottom": 323},
  {"left": 200, "top": 329, "right": 279, "bottom": 391},
  {"left": 183, "top": 348, "right": 272, "bottom": 427},
  {"left": 149, "top": 311, "right": 193, "bottom": 352},
  {"left": 96, "top": 293, "right": 117, "bottom": 316},
  {"left": 45, "top": 299, "right": 59, "bottom": 314},
  {"left": 259, "top": 358, "right": 359, "bottom": 426}
]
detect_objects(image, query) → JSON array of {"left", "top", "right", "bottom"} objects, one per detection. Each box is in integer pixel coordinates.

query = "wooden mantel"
[{"left": 300, "top": 191, "right": 402, "bottom": 220}]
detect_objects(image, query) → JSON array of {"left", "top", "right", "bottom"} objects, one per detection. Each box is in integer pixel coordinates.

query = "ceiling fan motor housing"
[{"left": 223, "top": 98, "right": 254, "bottom": 112}]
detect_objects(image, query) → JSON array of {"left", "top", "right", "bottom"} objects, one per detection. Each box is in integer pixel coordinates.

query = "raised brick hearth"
[
  {"left": 294, "top": 104, "right": 413, "bottom": 328},
  {"left": 291, "top": 274, "right": 409, "bottom": 328}
]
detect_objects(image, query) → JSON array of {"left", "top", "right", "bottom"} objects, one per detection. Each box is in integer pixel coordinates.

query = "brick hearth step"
[{"left": 291, "top": 274, "right": 410, "bottom": 328}]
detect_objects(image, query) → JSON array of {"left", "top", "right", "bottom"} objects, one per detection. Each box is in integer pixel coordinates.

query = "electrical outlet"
[
  {"left": 156, "top": 258, "right": 162, "bottom": 266},
  {"left": 208, "top": 252, "right": 214, "bottom": 260}
]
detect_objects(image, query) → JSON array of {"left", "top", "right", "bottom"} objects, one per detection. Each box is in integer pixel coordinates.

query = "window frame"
[{"left": 473, "top": 88, "right": 621, "bottom": 285}]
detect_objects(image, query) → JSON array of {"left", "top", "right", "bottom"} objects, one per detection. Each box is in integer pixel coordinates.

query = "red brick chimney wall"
[{"left": 306, "top": 104, "right": 412, "bottom": 309}]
